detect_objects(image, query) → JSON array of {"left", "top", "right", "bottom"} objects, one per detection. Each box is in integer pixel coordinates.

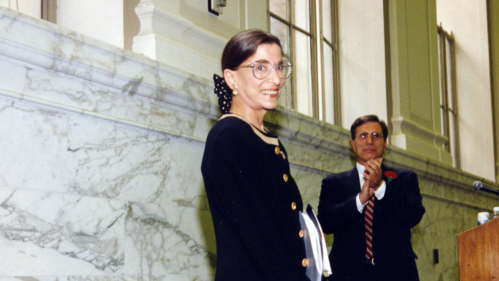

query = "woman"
[{"left": 201, "top": 29, "right": 310, "bottom": 281}]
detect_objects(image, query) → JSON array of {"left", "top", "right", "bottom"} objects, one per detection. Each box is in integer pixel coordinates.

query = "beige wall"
[
  {"left": 338, "top": 0, "right": 388, "bottom": 128},
  {"left": 337, "top": 0, "right": 451, "bottom": 165},
  {"left": 57, "top": 0, "right": 125, "bottom": 48},
  {"left": 437, "top": 0, "right": 495, "bottom": 181},
  {"left": 0, "top": 0, "right": 41, "bottom": 18}
]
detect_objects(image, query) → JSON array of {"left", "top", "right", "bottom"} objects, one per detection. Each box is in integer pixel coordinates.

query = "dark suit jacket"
[
  {"left": 317, "top": 165, "right": 425, "bottom": 281},
  {"left": 201, "top": 115, "right": 309, "bottom": 281}
]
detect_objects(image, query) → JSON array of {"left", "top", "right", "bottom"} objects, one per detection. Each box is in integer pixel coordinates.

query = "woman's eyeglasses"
[{"left": 236, "top": 60, "right": 292, "bottom": 80}]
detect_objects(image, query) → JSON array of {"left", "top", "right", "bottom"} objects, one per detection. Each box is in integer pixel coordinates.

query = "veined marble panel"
[
  {"left": 0, "top": 54, "right": 214, "bottom": 143},
  {"left": 125, "top": 202, "right": 215, "bottom": 280},
  {"left": 414, "top": 195, "right": 474, "bottom": 281},
  {"left": 0, "top": 97, "right": 206, "bottom": 208},
  {"left": 0, "top": 97, "right": 213, "bottom": 278},
  {"left": 0, "top": 188, "right": 125, "bottom": 275}
]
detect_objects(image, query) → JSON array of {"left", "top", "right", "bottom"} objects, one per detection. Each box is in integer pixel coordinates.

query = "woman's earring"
[{"left": 232, "top": 84, "right": 238, "bottom": 96}]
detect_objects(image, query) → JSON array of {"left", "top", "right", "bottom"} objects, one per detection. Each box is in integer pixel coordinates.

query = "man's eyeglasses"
[
  {"left": 356, "top": 132, "right": 384, "bottom": 142},
  {"left": 236, "top": 60, "right": 292, "bottom": 80}
]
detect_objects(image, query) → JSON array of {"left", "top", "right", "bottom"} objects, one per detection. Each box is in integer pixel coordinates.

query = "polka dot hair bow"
[{"left": 213, "top": 74, "right": 232, "bottom": 114}]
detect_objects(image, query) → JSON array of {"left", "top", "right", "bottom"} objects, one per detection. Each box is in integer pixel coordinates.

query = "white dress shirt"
[{"left": 355, "top": 162, "right": 386, "bottom": 213}]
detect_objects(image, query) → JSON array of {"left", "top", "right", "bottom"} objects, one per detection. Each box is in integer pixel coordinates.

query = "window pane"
[
  {"left": 271, "top": 17, "right": 292, "bottom": 108},
  {"left": 446, "top": 41, "right": 455, "bottom": 110},
  {"left": 294, "top": 31, "right": 313, "bottom": 116},
  {"left": 322, "top": 0, "right": 333, "bottom": 42},
  {"left": 323, "top": 43, "right": 334, "bottom": 123},
  {"left": 270, "top": 0, "right": 289, "bottom": 20},
  {"left": 293, "top": 0, "right": 310, "bottom": 32},
  {"left": 271, "top": 17, "right": 291, "bottom": 57},
  {"left": 279, "top": 74, "right": 294, "bottom": 109},
  {"left": 437, "top": 33, "right": 447, "bottom": 138}
]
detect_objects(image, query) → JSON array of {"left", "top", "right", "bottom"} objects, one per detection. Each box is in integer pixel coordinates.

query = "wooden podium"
[{"left": 458, "top": 218, "right": 499, "bottom": 280}]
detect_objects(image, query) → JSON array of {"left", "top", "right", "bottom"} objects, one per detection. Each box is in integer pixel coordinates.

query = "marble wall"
[
  {"left": 0, "top": 6, "right": 498, "bottom": 281},
  {"left": 0, "top": 6, "right": 216, "bottom": 280}
]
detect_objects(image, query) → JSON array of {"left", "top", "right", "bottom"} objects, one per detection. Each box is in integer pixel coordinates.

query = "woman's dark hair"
[
  {"left": 213, "top": 30, "right": 282, "bottom": 114},
  {"left": 221, "top": 29, "right": 282, "bottom": 71},
  {"left": 350, "top": 115, "right": 389, "bottom": 141}
]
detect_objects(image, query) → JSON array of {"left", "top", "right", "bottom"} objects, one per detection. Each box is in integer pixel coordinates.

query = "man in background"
[{"left": 318, "top": 115, "right": 425, "bottom": 281}]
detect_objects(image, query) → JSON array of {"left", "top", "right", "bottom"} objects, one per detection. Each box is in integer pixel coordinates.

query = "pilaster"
[{"left": 387, "top": 0, "right": 451, "bottom": 164}]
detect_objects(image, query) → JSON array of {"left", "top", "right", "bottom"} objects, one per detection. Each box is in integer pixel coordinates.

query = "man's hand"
[
  {"left": 359, "top": 178, "right": 375, "bottom": 204},
  {"left": 364, "top": 157, "right": 383, "bottom": 190}
]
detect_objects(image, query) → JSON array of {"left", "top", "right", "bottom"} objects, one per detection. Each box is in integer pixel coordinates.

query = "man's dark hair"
[{"left": 350, "top": 115, "right": 389, "bottom": 141}]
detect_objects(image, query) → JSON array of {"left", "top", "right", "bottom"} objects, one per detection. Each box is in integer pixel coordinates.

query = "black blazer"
[
  {"left": 317, "top": 166, "right": 425, "bottom": 281},
  {"left": 201, "top": 115, "right": 309, "bottom": 281}
]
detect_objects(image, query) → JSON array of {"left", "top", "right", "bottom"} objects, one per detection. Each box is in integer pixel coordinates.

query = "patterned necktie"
[{"left": 365, "top": 196, "right": 375, "bottom": 259}]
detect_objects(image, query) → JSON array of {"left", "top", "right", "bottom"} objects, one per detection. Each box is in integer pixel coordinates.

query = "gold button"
[
  {"left": 291, "top": 202, "right": 297, "bottom": 210},
  {"left": 283, "top": 173, "right": 288, "bottom": 182},
  {"left": 302, "top": 258, "right": 308, "bottom": 267},
  {"left": 324, "top": 270, "right": 331, "bottom": 277},
  {"left": 299, "top": 229, "right": 304, "bottom": 238},
  {"left": 275, "top": 146, "right": 281, "bottom": 155}
]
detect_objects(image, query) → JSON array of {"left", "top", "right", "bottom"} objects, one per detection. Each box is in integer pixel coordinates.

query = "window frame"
[
  {"left": 268, "top": 0, "right": 339, "bottom": 123},
  {"left": 438, "top": 24, "right": 459, "bottom": 168},
  {"left": 318, "top": 0, "right": 340, "bottom": 125}
]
